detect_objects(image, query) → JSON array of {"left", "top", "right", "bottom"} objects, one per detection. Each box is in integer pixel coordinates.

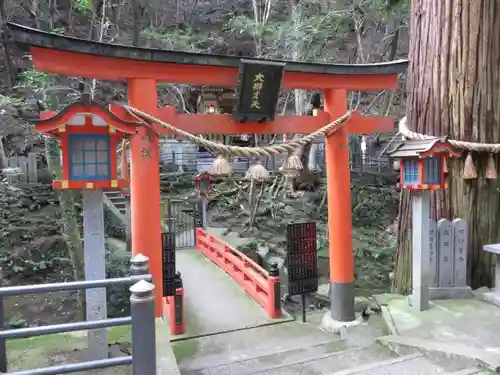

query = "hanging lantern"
[
  {"left": 195, "top": 172, "right": 213, "bottom": 194},
  {"left": 206, "top": 104, "right": 217, "bottom": 114},
  {"left": 208, "top": 154, "right": 232, "bottom": 177}
]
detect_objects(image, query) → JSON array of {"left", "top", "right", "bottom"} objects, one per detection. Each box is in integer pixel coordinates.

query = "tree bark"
[
  {"left": 394, "top": 0, "right": 500, "bottom": 294},
  {"left": 0, "top": 136, "right": 7, "bottom": 169},
  {"left": 0, "top": 0, "right": 14, "bottom": 88}
]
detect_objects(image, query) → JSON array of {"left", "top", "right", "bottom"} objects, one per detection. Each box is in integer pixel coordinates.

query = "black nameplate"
[{"left": 162, "top": 232, "right": 176, "bottom": 297}]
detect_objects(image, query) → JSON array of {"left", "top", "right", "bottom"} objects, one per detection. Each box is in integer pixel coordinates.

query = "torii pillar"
[
  {"left": 324, "top": 89, "right": 354, "bottom": 322},
  {"left": 128, "top": 79, "right": 163, "bottom": 316}
]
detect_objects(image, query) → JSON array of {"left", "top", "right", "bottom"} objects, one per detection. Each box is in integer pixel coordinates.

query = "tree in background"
[{"left": 393, "top": 0, "right": 500, "bottom": 293}]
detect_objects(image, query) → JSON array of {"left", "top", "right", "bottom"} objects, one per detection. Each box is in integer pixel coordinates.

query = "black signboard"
[
  {"left": 193, "top": 200, "right": 204, "bottom": 228},
  {"left": 286, "top": 222, "right": 318, "bottom": 296},
  {"left": 162, "top": 232, "right": 176, "bottom": 297},
  {"left": 233, "top": 59, "right": 285, "bottom": 123}
]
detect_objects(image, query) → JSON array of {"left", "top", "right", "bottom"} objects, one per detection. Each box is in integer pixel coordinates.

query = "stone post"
[
  {"left": 82, "top": 189, "right": 108, "bottom": 360},
  {"left": 410, "top": 190, "right": 430, "bottom": 311},
  {"left": 130, "top": 280, "right": 157, "bottom": 375}
]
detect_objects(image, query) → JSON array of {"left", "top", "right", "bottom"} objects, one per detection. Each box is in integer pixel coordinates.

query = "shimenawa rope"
[
  {"left": 399, "top": 116, "right": 500, "bottom": 153},
  {"left": 123, "top": 105, "right": 352, "bottom": 157}
]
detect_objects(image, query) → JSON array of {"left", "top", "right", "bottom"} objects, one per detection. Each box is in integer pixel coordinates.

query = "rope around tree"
[
  {"left": 399, "top": 116, "right": 499, "bottom": 180},
  {"left": 399, "top": 116, "right": 500, "bottom": 153}
]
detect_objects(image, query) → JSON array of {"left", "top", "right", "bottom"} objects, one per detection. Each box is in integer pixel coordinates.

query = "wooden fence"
[
  {"left": 4, "top": 153, "right": 38, "bottom": 183},
  {"left": 428, "top": 218, "right": 470, "bottom": 299}
]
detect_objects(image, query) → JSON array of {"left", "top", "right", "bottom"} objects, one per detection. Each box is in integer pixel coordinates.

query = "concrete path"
[{"left": 176, "top": 248, "right": 288, "bottom": 338}]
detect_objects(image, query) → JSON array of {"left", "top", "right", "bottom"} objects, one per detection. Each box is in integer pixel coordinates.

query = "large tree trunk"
[{"left": 393, "top": 1, "right": 500, "bottom": 294}]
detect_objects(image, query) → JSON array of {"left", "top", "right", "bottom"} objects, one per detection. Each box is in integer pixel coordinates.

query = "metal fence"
[
  {"left": 0, "top": 255, "right": 157, "bottom": 375},
  {"left": 160, "top": 147, "right": 395, "bottom": 176}
]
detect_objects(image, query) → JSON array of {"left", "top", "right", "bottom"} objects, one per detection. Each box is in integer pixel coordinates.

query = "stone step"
[
  {"left": 107, "top": 196, "right": 126, "bottom": 203},
  {"left": 105, "top": 190, "right": 123, "bottom": 197},
  {"left": 174, "top": 317, "right": 483, "bottom": 375},
  {"left": 323, "top": 354, "right": 446, "bottom": 375},
  {"left": 180, "top": 340, "right": 454, "bottom": 375},
  {"left": 377, "top": 335, "right": 500, "bottom": 371},
  {"left": 175, "top": 321, "right": 339, "bottom": 372},
  {"left": 184, "top": 343, "right": 401, "bottom": 375},
  {"left": 104, "top": 191, "right": 128, "bottom": 217},
  {"left": 175, "top": 316, "right": 416, "bottom": 375},
  {"left": 444, "top": 369, "right": 491, "bottom": 375}
]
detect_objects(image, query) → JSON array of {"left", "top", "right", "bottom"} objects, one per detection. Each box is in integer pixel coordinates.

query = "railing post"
[
  {"left": 130, "top": 253, "right": 150, "bottom": 276},
  {"left": 168, "top": 272, "right": 185, "bottom": 335},
  {"left": 130, "top": 280, "right": 157, "bottom": 375},
  {"left": 0, "top": 278, "right": 6, "bottom": 373},
  {"left": 267, "top": 262, "right": 282, "bottom": 318}
]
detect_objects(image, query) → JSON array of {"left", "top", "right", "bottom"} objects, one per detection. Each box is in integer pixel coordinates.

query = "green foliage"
[
  {"left": 105, "top": 241, "right": 131, "bottom": 317},
  {"left": 51, "top": 27, "right": 66, "bottom": 35},
  {"left": 19, "top": 68, "right": 56, "bottom": 91},
  {"left": 141, "top": 28, "right": 210, "bottom": 53},
  {"left": 0, "top": 183, "right": 61, "bottom": 249},
  {"left": 17, "top": 67, "right": 64, "bottom": 110},
  {"left": 351, "top": 184, "right": 399, "bottom": 228},
  {"left": 17, "top": 63, "right": 81, "bottom": 111},
  {"left": 0, "top": 182, "right": 72, "bottom": 280},
  {"left": 0, "top": 94, "right": 23, "bottom": 107},
  {"left": 73, "top": 0, "right": 92, "bottom": 14},
  {"left": 104, "top": 208, "right": 127, "bottom": 240}
]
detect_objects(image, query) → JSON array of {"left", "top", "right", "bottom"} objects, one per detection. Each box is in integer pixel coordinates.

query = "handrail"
[
  {"left": 0, "top": 317, "right": 131, "bottom": 340},
  {"left": 0, "top": 263, "right": 156, "bottom": 375},
  {"left": 195, "top": 228, "right": 281, "bottom": 318},
  {"left": 0, "top": 274, "right": 151, "bottom": 296}
]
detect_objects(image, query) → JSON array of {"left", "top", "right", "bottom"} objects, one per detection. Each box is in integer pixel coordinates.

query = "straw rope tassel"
[
  {"left": 463, "top": 152, "right": 477, "bottom": 179},
  {"left": 246, "top": 159, "right": 270, "bottom": 182},
  {"left": 208, "top": 154, "right": 232, "bottom": 177},
  {"left": 485, "top": 153, "right": 498, "bottom": 179}
]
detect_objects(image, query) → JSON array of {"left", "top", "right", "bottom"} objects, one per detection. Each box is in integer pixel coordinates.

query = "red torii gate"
[{"left": 7, "top": 22, "right": 407, "bottom": 322}]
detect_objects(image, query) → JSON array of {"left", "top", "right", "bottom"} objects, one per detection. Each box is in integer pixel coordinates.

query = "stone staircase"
[
  {"left": 104, "top": 190, "right": 128, "bottom": 216},
  {"left": 172, "top": 313, "right": 491, "bottom": 375}
]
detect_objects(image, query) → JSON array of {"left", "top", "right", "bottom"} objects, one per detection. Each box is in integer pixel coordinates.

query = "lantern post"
[
  {"left": 33, "top": 100, "right": 135, "bottom": 358},
  {"left": 194, "top": 172, "right": 213, "bottom": 226},
  {"left": 386, "top": 137, "right": 460, "bottom": 311}
]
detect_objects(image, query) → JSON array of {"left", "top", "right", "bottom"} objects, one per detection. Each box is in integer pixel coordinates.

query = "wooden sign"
[
  {"left": 286, "top": 222, "right": 318, "bottom": 296},
  {"left": 233, "top": 59, "right": 285, "bottom": 123}
]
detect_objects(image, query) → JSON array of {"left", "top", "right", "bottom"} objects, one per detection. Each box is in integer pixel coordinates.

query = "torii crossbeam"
[{"left": 7, "top": 22, "right": 408, "bottom": 322}]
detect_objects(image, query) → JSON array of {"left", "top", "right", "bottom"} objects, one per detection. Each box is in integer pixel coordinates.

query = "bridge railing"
[
  {"left": 0, "top": 257, "right": 157, "bottom": 375},
  {"left": 195, "top": 228, "right": 281, "bottom": 318}
]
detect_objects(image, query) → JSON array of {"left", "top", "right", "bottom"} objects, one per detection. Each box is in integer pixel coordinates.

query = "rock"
[
  {"left": 211, "top": 212, "right": 232, "bottom": 222},
  {"left": 266, "top": 254, "right": 284, "bottom": 269},
  {"left": 259, "top": 231, "right": 275, "bottom": 240},
  {"left": 256, "top": 245, "right": 269, "bottom": 258}
]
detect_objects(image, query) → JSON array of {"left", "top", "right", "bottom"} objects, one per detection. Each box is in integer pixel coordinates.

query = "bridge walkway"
[{"left": 175, "top": 247, "right": 288, "bottom": 338}]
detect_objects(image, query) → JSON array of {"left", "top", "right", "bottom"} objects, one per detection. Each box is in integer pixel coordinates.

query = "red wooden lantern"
[
  {"left": 387, "top": 138, "right": 460, "bottom": 191},
  {"left": 195, "top": 172, "right": 212, "bottom": 194},
  {"left": 35, "top": 100, "right": 138, "bottom": 190}
]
